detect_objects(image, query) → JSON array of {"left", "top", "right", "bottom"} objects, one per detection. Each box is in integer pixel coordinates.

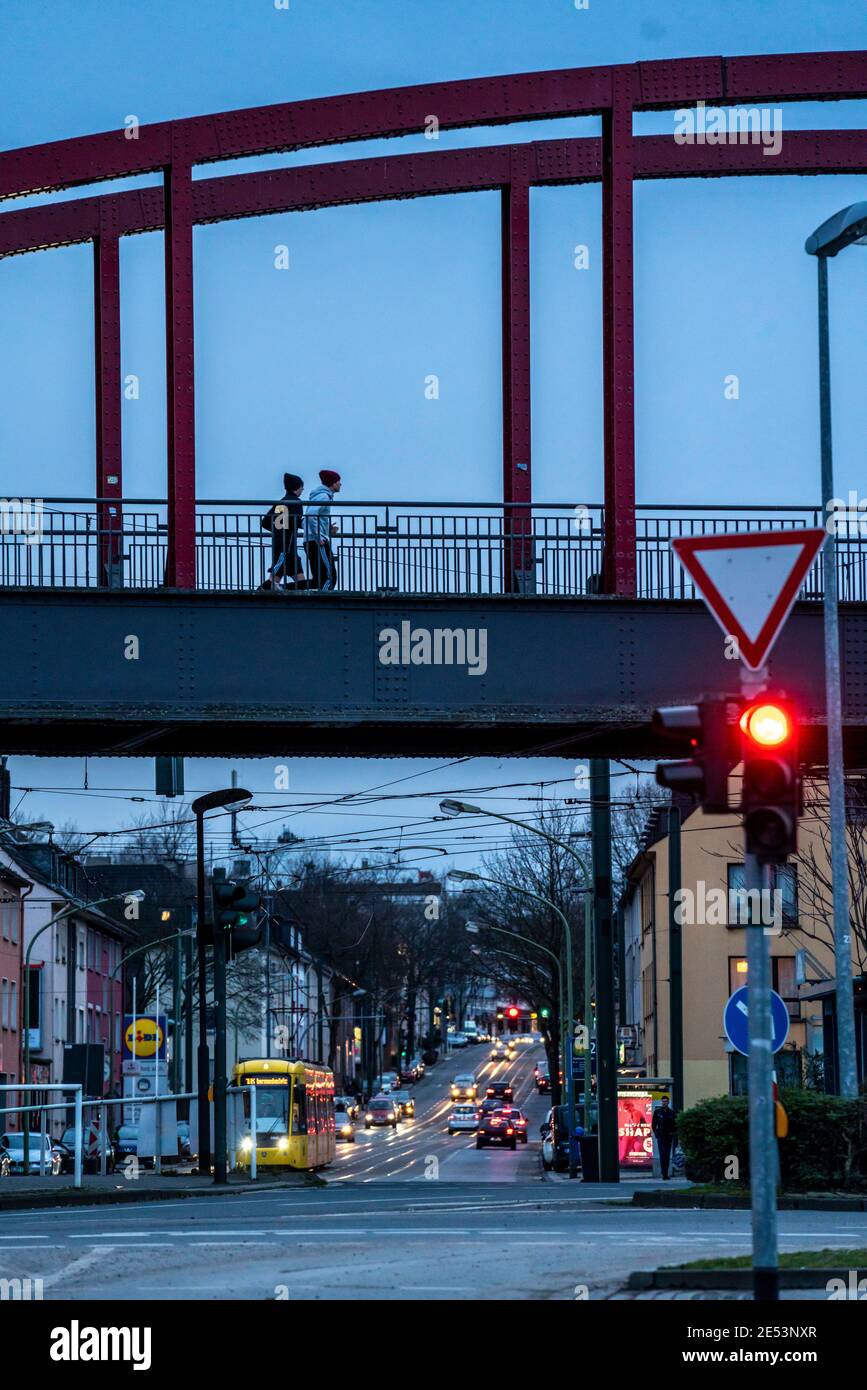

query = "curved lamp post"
[
  {"left": 22, "top": 888, "right": 144, "bottom": 1174},
  {"left": 447, "top": 867, "right": 580, "bottom": 1177}
]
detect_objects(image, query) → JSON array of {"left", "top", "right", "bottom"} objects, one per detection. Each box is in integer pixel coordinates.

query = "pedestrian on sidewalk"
[
  {"left": 303, "top": 469, "right": 341, "bottom": 591},
  {"left": 651, "top": 1095, "right": 677, "bottom": 1179},
  {"left": 259, "top": 472, "right": 306, "bottom": 590}
]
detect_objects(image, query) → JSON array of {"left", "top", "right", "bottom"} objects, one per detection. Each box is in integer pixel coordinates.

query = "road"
[{"left": 2, "top": 1040, "right": 866, "bottom": 1300}]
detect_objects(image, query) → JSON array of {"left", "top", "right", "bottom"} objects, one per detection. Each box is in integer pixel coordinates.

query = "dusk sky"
[{"left": 2, "top": 0, "right": 865, "bottom": 867}]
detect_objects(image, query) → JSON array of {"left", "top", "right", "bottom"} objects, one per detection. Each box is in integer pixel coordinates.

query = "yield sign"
[{"left": 672, "top": 529, "right": 826, "bottom": 670}]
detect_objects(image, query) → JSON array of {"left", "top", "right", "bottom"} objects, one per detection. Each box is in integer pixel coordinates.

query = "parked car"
[
  {"left": 365, "top": 1096, "right": 400, "bottom": 1129},
  {"left": 114, "top": 1125, "right": 141, "bottom": 1163},
  {"left": 447, "top": 1104, "right": 480, "bottom": 1134},
  {"left": 476, "top": 1110, "right": 517, "bottom": 1151},
  {"left": 540, "top": 1104, "right": 595, "bottom": 1172},
  {"left": 450, "top": 1073, "right": 477, "bottom": 1101},
  {"left": 0, "top": 1132, "right": 61, "bottom": 1176},
  {"left": 55, "top": 1126, "right": 116, "bottom": 1175}
]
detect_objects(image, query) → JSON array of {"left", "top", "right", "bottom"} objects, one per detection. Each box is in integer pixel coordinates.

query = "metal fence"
[{"left": 1, "top": 500, "right": 863, "bottom": 600}]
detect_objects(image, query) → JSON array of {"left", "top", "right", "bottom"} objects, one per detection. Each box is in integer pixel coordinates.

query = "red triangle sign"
[{"left": 671, "top": 529, "right": 826, "bottom": 670}]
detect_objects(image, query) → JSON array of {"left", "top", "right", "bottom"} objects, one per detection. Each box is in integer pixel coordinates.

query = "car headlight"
[
  {"left": 365, "top": 1113, "right": 373, "bottom": 1122},
  {"left": 240, "top": 1136, "right": 253, "bottom": 1153},
  {"left": 340, "top": 1125, "right": 352, "bottom": 1136}
]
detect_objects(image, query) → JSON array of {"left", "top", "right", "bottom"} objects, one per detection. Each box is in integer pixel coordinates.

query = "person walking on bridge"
[
  {"left": 304, "top": 469, "right": 341, "bottom": 591},
  {"left": 259, "top": 472, "right": 305, "bottom": 591}
]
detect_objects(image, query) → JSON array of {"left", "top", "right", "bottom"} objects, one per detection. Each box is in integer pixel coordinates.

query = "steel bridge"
[{"left": 2, "top": 51, "right": 867, "bottom": 757}]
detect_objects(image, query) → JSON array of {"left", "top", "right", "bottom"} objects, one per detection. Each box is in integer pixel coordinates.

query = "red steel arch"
[{"left": 2, "top": 50, "right": 866, "bottom": 592}]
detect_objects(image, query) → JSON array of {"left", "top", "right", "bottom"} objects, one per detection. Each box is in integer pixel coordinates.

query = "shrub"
[{"left": 678, "top": 1090, "right": 867, "bottom": 1190}]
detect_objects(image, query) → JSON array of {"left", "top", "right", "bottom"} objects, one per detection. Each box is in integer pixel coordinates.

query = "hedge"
[{"left": 677, "top": 1091, "right": 867, "bottom": 1191}]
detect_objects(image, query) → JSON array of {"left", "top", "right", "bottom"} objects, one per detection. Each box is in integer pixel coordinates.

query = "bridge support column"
[
  {"left": 164, "top": 154, "right": 197, "bottom": 589},
  {"left": 94, "top": 229, "right": 123, "bottom": 589},
  {"left": 602, "top": 72, "right": 637, "bottom": 597},
  {"left": 501, "top": 178, "right": 534, "bottom": 594}
]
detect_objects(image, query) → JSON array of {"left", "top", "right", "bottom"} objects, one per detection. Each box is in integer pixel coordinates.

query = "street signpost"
[
  {"left": 723, "top": 986, "right": 790, "bottom": 1057},
  {"left": 669, "top": 527, "right": 825, "bottom": 1303},
  {"left": 672, "top": 529, "right": 825, "bottom": 671}
]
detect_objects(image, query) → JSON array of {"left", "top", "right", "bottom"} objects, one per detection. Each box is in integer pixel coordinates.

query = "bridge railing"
[{"left": 0, "top": 500, "right": 863, "bottom": 599}]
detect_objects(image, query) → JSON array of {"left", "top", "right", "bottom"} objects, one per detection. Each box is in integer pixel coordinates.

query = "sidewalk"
[{"left": 0, "top": 1169, "right": 320, "bottom": 1211}]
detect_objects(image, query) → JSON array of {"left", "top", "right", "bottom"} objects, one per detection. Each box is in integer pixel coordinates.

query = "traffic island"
[
  {"left": 627, "top": 1249, "right": 867, "bottom": 1293},
  {"left": 632, "top": 1184, "right": 867, "bottom": 1211},
  {"left": 0, "top": 1168, "right": 325, "bottom": 1211}
]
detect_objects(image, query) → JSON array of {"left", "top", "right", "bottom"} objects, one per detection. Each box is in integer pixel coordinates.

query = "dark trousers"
[
  {"left": 305, "top": 540, "right": 337, "bottom": 591},
  {"left": 657, "top": 1136, "right": 673, "bottom": 1178}
]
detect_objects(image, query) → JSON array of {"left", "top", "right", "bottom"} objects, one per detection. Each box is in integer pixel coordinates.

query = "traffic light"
[
  {"left": 653, "top": 697, "right": 738, "bottom": 812},
  {"left": 539, "top": 1007, "right": 550, "bottom": 1020},
  {"left": 739, "top": 699, "right": 800, "bottom": 864},
  {"left": 211, "top": 869, "right": 262, "bottom": 956}
]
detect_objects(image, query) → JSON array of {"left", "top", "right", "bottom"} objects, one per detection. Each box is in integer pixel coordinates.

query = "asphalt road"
[{"left": 2, "top": 1041, "right": 865, "bottom": 1300}]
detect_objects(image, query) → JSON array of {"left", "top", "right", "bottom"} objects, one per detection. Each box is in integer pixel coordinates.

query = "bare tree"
[
  {"left": 789, "top": 776, "right": 867, "bottom": 974},
  {"left": 125, "top": 804, "right": 195, "bottom": 864}
]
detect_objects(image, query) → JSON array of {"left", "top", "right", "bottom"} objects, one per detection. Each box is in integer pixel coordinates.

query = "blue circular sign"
[{"left": 723, "top": 985, "right": 790, "bottom": 1057}]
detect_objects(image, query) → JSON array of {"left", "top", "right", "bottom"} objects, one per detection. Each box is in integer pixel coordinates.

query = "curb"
[
  {"left": 0, "top": 1173, "right": 324, "bottom": 1212},
  {"left": 632, "top": 1191, "right": 867, "bottom": 1212},
  {"left": 628, "top": 1267, "right": 867, "bottom": 1291}
]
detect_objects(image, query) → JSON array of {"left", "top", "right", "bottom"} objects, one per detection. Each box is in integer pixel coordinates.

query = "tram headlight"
[
  {"left": 277, "top": 1136, "right": 290, "bottom": 1152},
  {"left": 240, "top": 1136, "right": 253, "bottom": 1153}
]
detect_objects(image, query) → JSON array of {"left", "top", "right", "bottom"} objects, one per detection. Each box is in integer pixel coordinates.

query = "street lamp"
[
  {"left": 441, "top": 805, "right": 599, "bottom": 1170},
  {"left": 804, "top": 202, "right": 865, "bottom": 1100},
  {"left": 22, "top": 888, "right": 144, "bottom": 1175},
  {"left": 191, "top": 788, "right": 252, "bottom": 1179},
  {"left": 448, "top": 867, "right": 580, "bottom": 1178}
]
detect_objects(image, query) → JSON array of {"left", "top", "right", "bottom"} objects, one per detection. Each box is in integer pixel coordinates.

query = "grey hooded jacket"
[{"left": 303, "top": 484, "right": 334, "bottom": 544}]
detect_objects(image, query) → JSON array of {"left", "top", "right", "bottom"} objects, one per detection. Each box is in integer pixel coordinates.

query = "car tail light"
[{"left": 506, "top": 1128, "right": 514, "bottom": 1135}]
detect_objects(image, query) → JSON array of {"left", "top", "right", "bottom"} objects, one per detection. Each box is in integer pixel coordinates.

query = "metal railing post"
[{"left": 73, "top": 1085, "right": 83, "bottom": 1189}]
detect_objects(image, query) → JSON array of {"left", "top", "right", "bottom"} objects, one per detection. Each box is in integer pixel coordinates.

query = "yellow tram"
[{"left": 232, "top": 1058, "right": 335, "bottom": 1170}]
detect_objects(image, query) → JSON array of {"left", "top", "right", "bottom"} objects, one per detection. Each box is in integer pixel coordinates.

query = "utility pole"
[
  {"left": 667, "top": 803, "right": 684, "bottom": 1114},
  {"left": 590, "top": 758, "right": 619, "bottom": 1182}
]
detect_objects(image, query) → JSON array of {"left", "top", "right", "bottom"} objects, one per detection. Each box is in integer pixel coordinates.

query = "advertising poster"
[{"left": 618, "top": 1092, "right": 654, "bottom": 1169}]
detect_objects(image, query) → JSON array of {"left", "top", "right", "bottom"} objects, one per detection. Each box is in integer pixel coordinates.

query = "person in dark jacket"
[
  {"left": 651, "top": 1095, "right": 677, "bottom": 1179},
  {"left": 259, "top": 473, "right": 305, "bottom": 590},
  {"left": 303, "top": 469, "right": 341, "bottom": 591}
]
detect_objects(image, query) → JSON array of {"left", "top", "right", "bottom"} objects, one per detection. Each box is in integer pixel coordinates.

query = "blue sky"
[{"left": 2, "top": 0, "right": 866, "bottom": 857}]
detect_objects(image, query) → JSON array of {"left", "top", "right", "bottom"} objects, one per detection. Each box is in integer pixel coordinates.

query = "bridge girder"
[{"left": 1, "top": 590, "right": 865, "bottom": 762}]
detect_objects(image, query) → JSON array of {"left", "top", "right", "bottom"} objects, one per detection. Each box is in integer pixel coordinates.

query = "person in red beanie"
[{"left": 304, "top": 469, "right": 342, "bottom": 590}]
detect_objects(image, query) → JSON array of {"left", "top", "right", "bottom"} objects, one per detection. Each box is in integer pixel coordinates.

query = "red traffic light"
[
  {"left": 506, "top": 1006, "right": 519, "bottom": 1018},
  {"left": 739, "top": 702, "right": 792, "bottom": 748}
]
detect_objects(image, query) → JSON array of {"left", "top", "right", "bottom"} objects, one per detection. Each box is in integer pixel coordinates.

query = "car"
[
  {"left": 399, "top": 1063, "right": 419, "bottom": 1084},
  {"left": 115, "top": 1124, "right": 139, "bottom": 1160},
  {"left": 485, "top": 1080, "right": 514, "bottom": 1104},
  {"left": 479, "top": 1096, "right": 504, "bottom": 1116},
  {"left": 490, "top": 1043, "right": 509, "bottom": 1062},
  {"left": 0, "top": 1132, "right": 61, "bottom": 1176},
  {"left": 476, "top": 1110, "right": 517, "bottom": 1151},
  {"left": 335, "top": 1110, "right": 356, "bottom": 1142},
  {"left": 500, "top": 1107, "right": 528, "bottom": 1143},
  {"left": 375, "top": 1071, "right": 401, "bottom": 1091},
  {"left": 540, "top": 1104, "right": 597, "bottom": 1172},
  {"left": 450, "top": 1073, "right": 477, "bottom": 1101},
  {"left": 395, "top": 1093, "right": 415, "bottom": 1119},
  {"left": 535, "top": 1064, "right": 551, "bottom": 1094},
  {"left": 410, "top": 1055, "right": 425, "bottom": 1078},
  {"left": 335, "top": 1095, "right": 360, "bottom": 1122},
  {"left": 55, "top": 1126, "right": 117, "bottom": 1174},
  {"left": 449, "top": 1032, "right": 468, "bottom": 1048},
  {"left": 364, "top": 1096, "right": 400, "bottom": 1128},
  {"left": 177, "top": 1121, "right": 192, "bottom": 1160},
  {"left": 447, "top": 1104, "right": 480, "bottom": 1134}
]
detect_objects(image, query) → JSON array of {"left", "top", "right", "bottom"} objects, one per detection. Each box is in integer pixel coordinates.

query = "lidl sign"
[{"left": 123, "top": 1014, "right": 166, "bottom": 1061}]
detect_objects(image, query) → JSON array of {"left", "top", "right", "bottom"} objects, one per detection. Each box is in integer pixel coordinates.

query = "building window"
[
  {"left": 10, "top": 981, "right": 17, "bottom": 1032},
  {"left": 727, "top": 863, "right": 798, "bottom": 929},
  {"left": 729, "top": 955, "right": 800, "bottom": 1019},
  {"left": 1, "top": 979, "right": 8, "bottom": 1029}
]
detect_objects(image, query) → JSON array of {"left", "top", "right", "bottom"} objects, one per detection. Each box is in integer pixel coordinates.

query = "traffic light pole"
[
  {"left": 195, "top": 809, "right": 211, "bottom": 1175},
  {"left": 817, "top": 255, "right": 859, "bottom": 1099},
  {"left": 590, "top": 759, "right": 619, "bottom": 1183},
  {"left": 745, "top": 852, "right": 779, "bottom": 1301},
  {"left": 213, "top": 926, "right": 228, "bottom": 1184},
  {"left": 668, "top": 804, "right": 684, "bottom": 1114}
]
